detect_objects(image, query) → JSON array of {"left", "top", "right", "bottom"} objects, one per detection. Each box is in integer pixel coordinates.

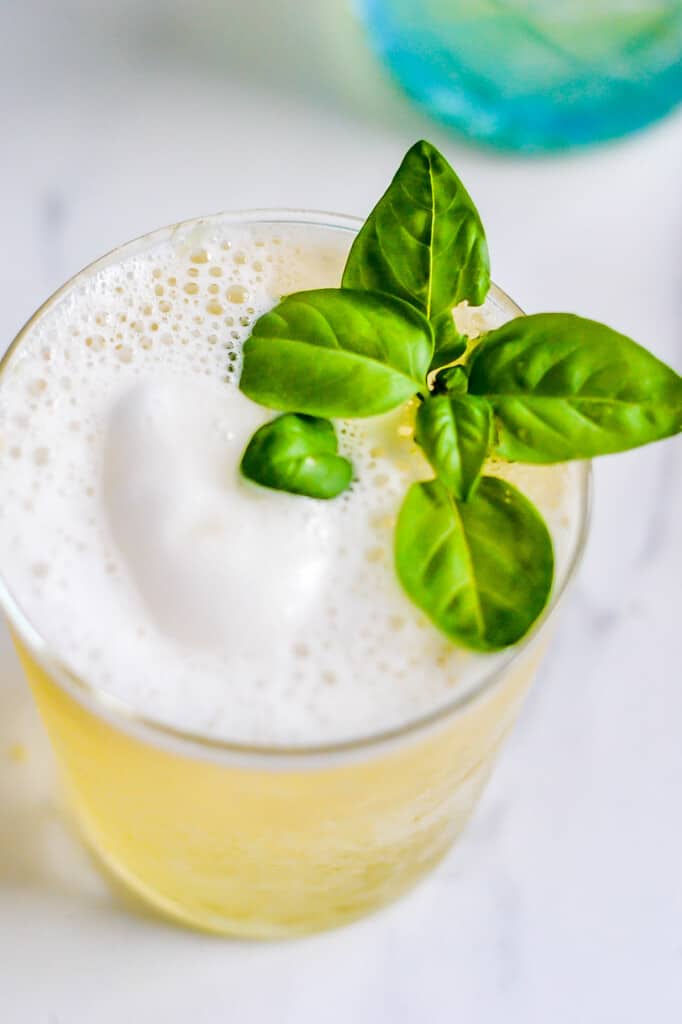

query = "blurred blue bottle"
[{"left": 357, "top": 0, "right": 682, "bottom": 151}]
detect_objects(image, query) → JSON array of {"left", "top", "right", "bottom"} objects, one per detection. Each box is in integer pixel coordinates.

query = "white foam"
[{"left": 0, "top": 217, "right": 583, "bottom": 744}]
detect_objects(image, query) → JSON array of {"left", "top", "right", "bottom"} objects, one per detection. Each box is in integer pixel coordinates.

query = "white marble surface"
[{"left": 1, "top": 2, "right": 681, "bottom": 1021}]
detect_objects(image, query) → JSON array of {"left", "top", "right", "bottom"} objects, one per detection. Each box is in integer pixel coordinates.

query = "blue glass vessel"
[{"left": 358, "top": 0, "right": 682, "bottom": 151}]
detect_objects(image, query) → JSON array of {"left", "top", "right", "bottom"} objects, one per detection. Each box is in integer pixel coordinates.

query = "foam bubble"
[{"left": 0, "top": 218, "right": 582, "bottom": 744}]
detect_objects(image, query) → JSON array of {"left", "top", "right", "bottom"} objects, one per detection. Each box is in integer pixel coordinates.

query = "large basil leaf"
[
  {"left": 415, "top": 394, "right": 492, "bottom": 500},
  {"left": 395, "top": 476, "right": 554, "bottom": 652},
  {"left": 241, "top": 413, "right": 352, "bottom": 499},
  {"left": 240, "top": 289, "right": 433, "bottom": 418},
  {"left": 342, "top": 140, "right": 490, "bottom": 318},
  {"left": 469, "top": 313, "right": 682, "bottom": 462}
]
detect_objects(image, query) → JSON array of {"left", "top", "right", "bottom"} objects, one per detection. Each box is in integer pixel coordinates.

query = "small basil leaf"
[
  {"left": 469, "top": 313, "right": 682, "bottom": 462},
  {"left": 415, "top": 394, "right": 492, "bottom": 500},
  {"left": 241, "top": 413, "right": 352, "bottom": 499},
  {"left": 430, "top": 310, "right": 467, "bottom": 372},
  {"left": 433, "top": 364, "right": 469, "bottom": 396},
  {"left": 395, "top": 476, "right": 554, "bottom": 652},
  {"left": 342, "top": 140, "right": 490, "bottom": 318},
  {"left": 240, "top": 288, "right": 433, "bottom": 418}
]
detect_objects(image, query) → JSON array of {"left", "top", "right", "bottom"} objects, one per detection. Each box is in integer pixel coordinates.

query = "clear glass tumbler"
[
  {"left": 357, "top": 0, "right": 682, "bottom": 150},
  {"left": 0, "top": 212, "right": 591, "bottom": 937}
]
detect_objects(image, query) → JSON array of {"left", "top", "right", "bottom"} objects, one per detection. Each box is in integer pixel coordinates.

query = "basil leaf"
[
  {"left": 240, "top": 288, "right": 433, "bottom": 418},
  {"left": 415, "top": 394, "right": 492, "bottom": 500},
  {"left": 241, "top": 413, "right": 352, "bottom": 499},
  {"left": 395, "top": 477, "right": 554, "bottom": 652},
  {"left": 342, "top": 140, "right": 490, "bottom": 318},
  {"left": 469, "top": 313, "right": 682, "bottom": 462},
  {"left": 433, "top": 364, "right": 469, "bottom": 395},
  {"left": 430, "top": 310, "right": 467, "bottom": 372}
]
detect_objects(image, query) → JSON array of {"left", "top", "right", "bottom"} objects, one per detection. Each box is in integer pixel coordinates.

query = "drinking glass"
[
  {"left": 357, "top": 0, "right": 682, "bottom": 150},
  {"left": 0, "top": 211, "right": 591, "bottom": 936}
]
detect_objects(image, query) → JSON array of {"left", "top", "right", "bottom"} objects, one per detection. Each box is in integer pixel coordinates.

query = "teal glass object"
[{"left": 357, "top": 0, "right": 682, "bottom": 151}]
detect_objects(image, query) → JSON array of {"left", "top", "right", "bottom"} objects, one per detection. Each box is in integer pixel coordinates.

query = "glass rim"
[{"left": 0, "top": 208, "right": 592, "bottom": 766}]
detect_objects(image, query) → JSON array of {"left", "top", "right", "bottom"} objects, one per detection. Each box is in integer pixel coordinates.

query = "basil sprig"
[{"left": 236, "top": 140, "right": 681, "bottom": 652}]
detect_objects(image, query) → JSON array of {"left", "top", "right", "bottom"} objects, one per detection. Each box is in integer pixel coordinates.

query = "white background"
[{"left": 1, "top": 2, "right": 681, "bottom": 1021}]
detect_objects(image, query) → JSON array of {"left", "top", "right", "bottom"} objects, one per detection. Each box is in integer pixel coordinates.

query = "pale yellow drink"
[{"left": 0, "top": 213, "right": 589, "bottom": 936}]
